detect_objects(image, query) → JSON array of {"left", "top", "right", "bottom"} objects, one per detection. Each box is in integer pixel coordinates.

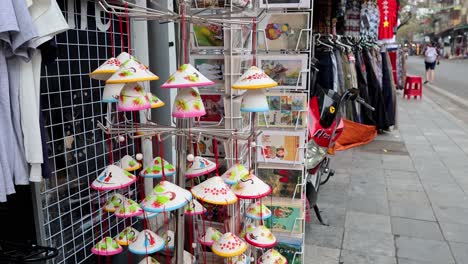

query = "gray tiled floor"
[{"left": 305, "top": 94, "right": 468, "bottom": 263}]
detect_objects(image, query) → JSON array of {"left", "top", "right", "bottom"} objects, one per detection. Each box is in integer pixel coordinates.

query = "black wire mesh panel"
[{"left": 40, "top": 1, "right": 138, "bottom": 263}]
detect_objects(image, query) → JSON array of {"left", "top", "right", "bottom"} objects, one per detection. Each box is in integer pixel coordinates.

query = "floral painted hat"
[
  {"left": 128, "top": 229, "right": 165, "bottom": 255},
  {"left": 257, "top": 249, "right": 287, "bottom": 264},
  {"left": 103, "top": 193, "right": 126, "bottom": 213},
  {"left": 91, "top": 237, "right": 123, "bottom": 256},
  {"left": 240, "top": 223, "right": 255, "bottom": 240},
  {"left": 184, "top": 199, "right": 207, "bottom": 216},
  {"left": 160, "top": 64, "right": 215, "bottom": 88},
  {"left": 91, "top": 165, "right": 137, "bottom": 191},
  {"left": 117, "top": 83, "right": 151, "bottom": 112},
  {"left": 141, "top": 181, "right": 192, "bottom": 213},
  {"left": 227, "top": 254, "right": 249, "bottom": 264},
  {"left": 89, "top": 52, "right": 132, "bottom": 81},
  {"left": 245, "top": 201, "right": 272, "bottom": 220},
  {"left": 147, "top": 92, "right": 165, "bottom": 108},
  {"left": 185, "top": 156, "right": 217, "bottom": 179},
  {"left": 102, "top": 83, "right": 125, "bottom": 103},
  {"left": 245, "top": 225, "right": 277, "bottom": 248},
  {"left": 114, "top": 198, "right": 144, "bottom": 218},
  {"left": 140, "top": 157, "right": 176, "bottom": 178},
  {"left": 221, "top": 163, "right": 249, "bottom": 185},
  {"left": 138, "top": 257, "right": 160, "bottom": 264},
  {"left": 231, "top": 171, "right": 272, "bottom": 199},
  {"left": 191, "top": 176, "right": 238, "bottom": 205},
  {"left": 198, "top": 227, "right": 223, "bottom": 246},
  {"left": 135, "top": 211, "right": 159, "bottom": 220},
  {"left": 172, "top": 87, "right": 206, "bottom": 118},
  {"left": 241, "top": 90, "right": 270, "bottom": 112},
  {"left": 119, "top": 155, "right": 142, "bottom": 171},
  {"left": 232, "top": 66, "right": 278, "bottom": 90},
  {"left": 212, "top": 232, "right": 247, "bottom": 258},
  {"left": 106, "top": 58, "right": 159, "bottom": 84},
  {"left": 115, "top": 227, "right": 140, "bottom": 246}
]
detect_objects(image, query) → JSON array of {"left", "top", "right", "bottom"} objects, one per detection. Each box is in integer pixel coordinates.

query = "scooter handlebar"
[{"left": 355, "top": 96, "right": 375, "bottom": 111}]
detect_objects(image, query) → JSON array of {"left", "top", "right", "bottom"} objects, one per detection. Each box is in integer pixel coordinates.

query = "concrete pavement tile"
[
  {"left": 439, "top": 222, "right": 468, "bottom": 243},
  {"left": 395, "top": 236, "right": 455, "bottom": 264},
  {"left": 384, "top": 170, "right": 420, "bottom": 180},
  {"left": 339, "top": 250, "right": 396, "bottom": 264},
  {"left": 425, "top": 191, "right": 468, "bottom": 209},
  {"left": 348, "top": 181, "right": 387, "bottom": 197},
  {"left": 387, "top": 189, "right": 430, "bottom": 206},
  {"left": 449, "top": 242, "right": 468, "bottom": 264},
  {"left": 305, "top": 224, "right": 344, "bottom": 249},
  {"left": 386, "top": 178, "right": 424, "bottom": 192},
  {"left": 433, "top": 205, "right": 468, "bottom": 225},
  {"left": 389, "top": 201, "right": 436, "bottom": 221},
  {"left": 304, "top": 245, "right": 340, "bottom": 264},
  {"left": 345, "top": 211, "right": 391, "bottom": 233},
  {"left": 347, "top": 195, "right": 389, "bottom": 215},
  {"left": 318, "top": 192, "right": 348, "bottom": 208},
  {"left": 390, "top": 217, "right": 444, "bottom": 241},
  {"left": 397, "top": 258, "right": 442, "bottom": 264},
  {"left": 342, "top": 229, "right": 395, "bottom": 257},
  {"left": 310, "top": 204, "right": 346, "bottom": 228},
  {"left": 351, "top": 158, "right": 384, "bottom": 169},
  {"left": 382, "top": 155, "right": 416, "bottom": 171},
  {"left": 349, "top": 167, "right": 385, "bottom": 178}
]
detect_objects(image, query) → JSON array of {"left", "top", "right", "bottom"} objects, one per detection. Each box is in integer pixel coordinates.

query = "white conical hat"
[
  {"left": 147, "top": 92, "right": 165, "bottom": 108},
  {"left": 162, "top": 230, "right": 175, "bottom": 250},
  {"left": 186, "top": 156, "right": 217, "bottom": 178},
  {"left": 102, "top": 83, "right": 125, "bottom": 103},
  {"left": 103, "top": 193, "right": 126, "bottom": 213},
  {"left": 106, "top": 58, "right": 159, "bottom": 84},
  {"left": 119, "top": 155, "right": 142, "bottom": 171},
  {"left": 135, "top": 211, "right": 159, "bottom": 220},
  {"left": 140, "top": 157, "right": 176, "bottom": 178},
  {"left": 231, "top": 172, "right": 272, "bottom": 199},
  {"left": 212, "top": 232, "right": 247, "bottom": 258},
  {"left": 117, "top": 83, "right": 151, "bottom": 112},
  {"left": 184, "top": 199, "right": 207, "bottom": 216},
  {"left": 257, "top": 249, "right": 287, "bottom": 264},
  {"left": 115, "top": 227, "right": 139, "bottom": 246},
  {"left": 245, "top": 225, "right": 277, "bottom": 248},
  {"left": 161, "top": 64, "right": 215, "bottom": 88},
  {"left": 91, "top": 165, "right": 137, "bottom": 191},
  {"left": 227, "top": 254, "right": 249, "bottom": 264},
  {"left": 241, "top": 90, "right": 270, "bottom": 112},
  {"left": 172, "top": 88, "right": 206, "bottom": 118},
  {"left": 240, "top": 223, "right": 255, "bottom": 240},
  {"left": 91, "top": 237, "right": 123, "bottom": 256},
  {"left": 184, "top": 251, "right": 196, "bottom": 264},
  {"left": 114, "top": 198, "right": 144, "bottom": 218},
  {"left": 245, "top": 201, "right": 272, "bottom": 220},
  {"left": 191, "top": 176, "right": 237, "bottom": 205},
  {"left": 141, "top": 181, "right": 192, "bottom": 213},
  {"left": 232, "top": 66, "right": 278, "bottom": 90},
  {"left": 138, "top": 256, "right": 160, "bottom": 264},
  {"left": 128, "top": 229, "right": 165, "bottom": 255},
  {"left": 221, "top": 163, "right": 249, "bottom": 185},
  {"left": 198, "top": 227, "right": 223, "bottom": 246},
  {"left": 90, "top": 52, "right": 133, "bottom": 80}
]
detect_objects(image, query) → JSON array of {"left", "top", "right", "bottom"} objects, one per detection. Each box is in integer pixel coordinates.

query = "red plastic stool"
[{"left": 403, "top": 75, "right": 423, "bottom": 99}]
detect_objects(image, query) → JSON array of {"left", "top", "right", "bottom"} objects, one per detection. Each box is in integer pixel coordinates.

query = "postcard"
[
  {"left": 257, "top": 13, "right": 310, "bottom": 51},
  {"left": 257, "top": 130, "right": 304, "bottom": 164},
  {"left": 258, "top": 54, "right": 308, "bottom": 89}
]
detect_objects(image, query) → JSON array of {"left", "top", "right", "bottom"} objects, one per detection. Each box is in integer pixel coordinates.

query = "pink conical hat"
[
  {"left": 231, "top": 171, "right": 272, "bottom": 199},
  {"left": 140, "top": 157, "right": 176, "bottom": 178},
  {"left": 212, "top": 232, "right": 247, "bottom": 258},
  {"left": 91, "top": 237, "right": 123, "bottom": 256},
  {"left": 191, "top": 176, "right": 238, "bottom": 205},
  {"left": 198, "top": 227, "right": 223, "bottom": 246},
  {"left": 184, "top": 199, "right": 207, "bottom": 216},
  {"left": 245, "top": 225, "right": 277, "bottom": 248},
  {"left": 128, "top": 229, "right": 165, "bottom": 255},
  {"left": 232, "top": 66, "right": 278, "bottom": 90},
  {"left": 114, "top": 198, "right": 144, "bottom": 218},
  {"left": 103, "top": 193, "right": 126, "bottom": 213},
  {"left": 117, "top": 83, "right": 151, "bottom": 112},
  {"left": 185, "top": 156, "right": 217, "bottom": 178},
  {"left": 141, "top": 181, "right": 192, "bottom": 213},
  {"left": 115, "top": 227, "right": 139, "bottom": 246},
  {"left": 172, "top": 88, "right": 206, "bottom": 118},
  {"left": 90, "top": 52, "right": 132, "bottom": 80},
  {"left": 119, "top": 155, "right": 142, "bottom": 171},
  {"left": 138, "top": 257, "right": 160, "bottom": 264},
  {"left": 257, "top": 249, "right": 288, "bottom": 264},
  {"left": 91, "top": 165, "right": 137, "bottom": 191},
  {"left": 246, "top": 201, "right": 272, "bottom": 220},
  {"left": 221, "top": 163, "right": 249, "bottom": 185},
  {"left": 161, "top": 64, "right": 215, "bottom": 88},
  {"left": 147, "top": 92, "right": 165, "bottom": 108}
]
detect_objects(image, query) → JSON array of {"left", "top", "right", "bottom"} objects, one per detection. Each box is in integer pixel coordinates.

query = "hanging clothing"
[
  {"left": 344, "top": 0, "right": 361, "bottom": 37},
  {"left": 315, "top": 50, "right": 335, "bottom": 92},
  {"left": 354, "top": 50, "right": 374, "bottom": 125},
  {"left": 381, "top": 51, "right": 396, "bottom": 126},
  {"left": 378, "top": 0, "right": 398, "bottom": 40},
  {"left": 360, "top": 1, "right": 380, "bottom": 39}
]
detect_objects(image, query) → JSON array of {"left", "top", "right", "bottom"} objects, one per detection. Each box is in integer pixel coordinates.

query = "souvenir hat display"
[
  {"left": 140, "top": 157, "right": 176, "bottom": 178},
  {"left": 231, "top": 66, "right": 278, "bottom": 90},
  {"left": 141, "top": 180, "right": 192, "bottom": 213},
  {"left": 212, "top": 232, "right": 247, "bottom": 258},
  {"left": 147, "top": 92, "right": 165, "bottom": 108},
  {"left": 91, "top": 165, "right": 137, "bottom": 191},
  {"left": 102, "top": 83, "right": 125, "bottom": 103},
  {"left": 240, "top": 223, "right": 255, "bottom": 240},
  {"left": 245, "top": 201, "right": 272, "bottom": 220},
  {"left": 119, "top": 155, "right": 142, "bottom": 171},
  {"left": 184, "top": 251, "right": 197, "bottom": 264},
  {"left": 114, "top": 198, "right": 144, "bottom": 218},
  {"left": 115, "top": 227, "right": 139, "bottom": 246},
  {"left": 162, "top": 230, "right": 175, "bottom": 250},
  {"left": 128, "top": 229, "right": 165, "bottom": 255},
  {"left": 227, "top": 254, "right": 249, "bottom": 264},
  {"left": 103, "top": 193, "right": 126, "bottom": 213},
  {"left": 245, "top": 225, "right": 277, "bottom": 248},
  {"left": 240, "top": 90, "right": 270, "bottom": 113},
  {"left": 135, "top": 211, "right": 159, "bottom": 220},
  {"left": 221, "top": 163, "right": 249, "bottom": 185},
  {"left": 257, "top": 249, "right": 287, "bottom": 264},
  {"left": 191, "top": 176, "right": 237, "bottom": 205},
  {"left": 91, "top": 237, "right": 123, "bottom": 256},
  {"left": 160, "top": 64, "right": 215, "bottom": 88},
  {"left": 89, "top": 52, "right": 132, "bottom": 81},
  {"left": 231, "top": 171, "right": 272, "bottom": 199},
  {"left": 138, "top": 257, "right": 160, "bottom": 264},
  {"left": 172, "top": 88, "right": 206, "bottom": 118},
  {"left": 185, "top": 155, "right": 217, "bottom": 178},
  {"left": 117, "top": 83, "right": 151, "bottom": 112},
  {"left": 106, "top": 58, "right": 159, "bottom": 84},
  {"left": 198, "top": 227, "right": 223, "bottom": 246},
  {"left": 184, "top": 199, "right": 207, "bottom": 215}
]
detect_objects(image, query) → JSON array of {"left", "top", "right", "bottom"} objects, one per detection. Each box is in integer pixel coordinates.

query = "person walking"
[{"left": 423, "top": 42, "right": 440, "bottom": 84}]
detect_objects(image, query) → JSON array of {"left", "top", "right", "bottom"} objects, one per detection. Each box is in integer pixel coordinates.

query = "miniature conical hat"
[
  {"left": 103, "top": 193, "right": 126, "bottom": 213},
  {"left": 172, "top": 88, "right": 206, "bottom": 118},
  {"left": 184, "top": 199, "right": 207, "bottom": 216},
  {"left": 257, "top": 249, "right": 288, "bottom": 264},
  {"left": 240, "top": 223, "right": 256, "bottom": 240},
  {"left": 140, "top": 157, "right": 176, "bottom": 178},
  {"left": 232, "top": 66, "right": 278, "bottom": 90},
  {"left": 231, "top": 172, "right": 272, "bottom": 199},
  {"left": 245, "top": 225, "right": 277, "bottom": 248},
  {"left": 90, "top": 52, "right": 134, "bottom": 81},
  {"left": 212, "top": 232, "right": 247, "bottom": 258},
  {"left": 106, "top": 58, "right": 159, "bottom": 84},
  {"left": 246, "top": 201, "right": 272, "bottom": 220},
  {"left": 115, "top": 198, "right": 144, "bottom": 218},
  {"left": 221, "top": 164, "right": 249, "bottom": 185},
  {"left": 184, "top": 251, "right": 196, "bottom": 264},
  {"left": 147, "top": 92, "right": 165, "bottom": 108},
  {"left": 191, "top": 176, "right": 237, "bottom": 205},
  {"left": 161, "top": 64, "right": 215, "bottom": 88},
  {"left": 138, "top": 257, "right": 160, "bottom": 264},
  {"left": 91, "top": 237, "right": 123, "bottom": 256},
  {"left": 91, "top": 165, "right": 137, "bottom": 191},
  {"left": 228, "top": 254, "right": 249, "bottom": 264},
  {"left": 102, "top": 83, "right": 125, "bottom": 103},
  {"left": 135, "top": 211, "right": 159, "bottom": 220},
  {"left": 141, "top": 181, "right": 192, "bottom": 213},
  {"left": 162, "top": 230, "right": 175, "bottom": 250},
  {"left": 128, "top": 229, "right": 165, "bottom": 255},
  {"left": 115, "top": 227, "right": 140, "bottom": 246},
  {"left": 198, "top": 227, "right": 223, "bottom": 246},
  {"left": 119, "top": 155, "right": 142, "bottom": 171},
  {"left": 118, "top": 83, "right": 151, "bottom": 112},
  {"left": 241, "top": 90, "right": 270, "bottom": 112},
  {"left": 186, "top": 156, "right": 217, "bottom": 178}
]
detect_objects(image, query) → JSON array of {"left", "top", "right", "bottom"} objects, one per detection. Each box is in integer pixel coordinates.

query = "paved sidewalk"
[{"left": 305, "top": 93, "right": 468, "bottom": 264}]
